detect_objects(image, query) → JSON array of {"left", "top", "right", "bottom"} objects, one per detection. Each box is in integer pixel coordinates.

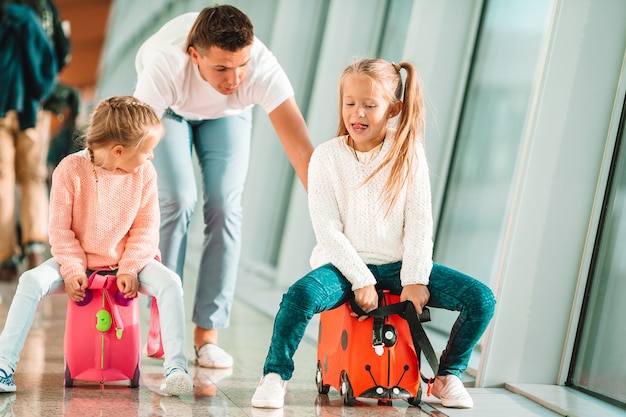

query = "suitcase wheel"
[
  {"left": 64, "top": 364, "right": 74, "bottom": 388},
  {"left": 339, "top": 371, "right": 355, "bottom": 406},
  {"left": 130, "top": 362, "right": 140, "bottom": 388},
  {"left": 407, "top": 384, "right": 423, "bottom": 406},
  {"left": 315, "top": 361, "right": 330, "bottom": 394}
]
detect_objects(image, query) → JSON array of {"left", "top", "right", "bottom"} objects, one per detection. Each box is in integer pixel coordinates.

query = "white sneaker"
[
  {"left": 0, "top": 392, "right": 16, "bottom": 416},
  {"left": 195, "top": 344, "right": 234, "bottom": 369},
  {"left": 431, "top": 375, "right": 473, "bottom": 408},
  {"left": 251, "top": 373, "right": 288, "bottom": 409},
  {"left": 0, "top": 368, "right": 16, "bottom": 393},
  {"left": 160, "top": 368, "right": 193, "bottom": 396}
]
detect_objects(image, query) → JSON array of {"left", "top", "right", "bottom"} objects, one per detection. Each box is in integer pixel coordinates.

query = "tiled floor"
[
  {"left": 0, "top": 275, "right": 563, "bottom": 417},
  {"left": 0, "top": 203, "right": 623, "bottom": 417}
]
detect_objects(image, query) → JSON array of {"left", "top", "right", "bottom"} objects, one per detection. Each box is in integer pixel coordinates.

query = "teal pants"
[{"left": 262, "top": 262, "right": 496, "bottom": 380}]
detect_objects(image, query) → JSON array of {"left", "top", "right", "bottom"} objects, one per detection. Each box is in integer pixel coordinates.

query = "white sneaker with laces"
[
  {"left": 0, "top": 368, "right": 16, "bottom": 393},
  {"left": 160, "top": 368, "right": 193, "bottom": 396},
  {"left": 431, "top": 374, "right": 473, "bottom": 408},
  {"left": 195, "top": 344, "right": 234, "bottom": 369},
  {"left": 251, "top": 373, "right": 288, "bottom": 409}
]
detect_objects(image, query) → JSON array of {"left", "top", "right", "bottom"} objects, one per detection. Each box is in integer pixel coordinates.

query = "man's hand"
[
  {"left": 117, "top": 274, "right": 139, "bottom": 299},
  {"left": 400, "top": 284, "right": 430, "bottom": 314},
  {"left": 65, "top": 274, "right": 88, "bottom": 302},
  {"left": 351, "top": 285, "right": 378, "bottom": 322}
]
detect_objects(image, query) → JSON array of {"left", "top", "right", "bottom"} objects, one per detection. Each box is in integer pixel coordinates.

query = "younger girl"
[
  {"left": 0, "top": 96, "right": 193, "bottom": 396},
  {"left": 251, "top": 59, "right": 496, "bottom": 409}
]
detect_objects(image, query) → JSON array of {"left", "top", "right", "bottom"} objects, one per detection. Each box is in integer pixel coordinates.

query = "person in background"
[
  {"left": 0, "top": 96, "right": 193, "bottom": 396},
  {"left": 0, "top": 0, "right": 71, "bottom": 280},
  {"left": 0, "top": 1, "right": 59, "bottom": 280},
  {"left": 251, "top": 58, "right": 496, "bottom": 409},
  {"left": 133, "top": 4, "right": 313, "bottom": 369},
  {"left": 45, "top": 83, "right": 81, "bottom": 173}
]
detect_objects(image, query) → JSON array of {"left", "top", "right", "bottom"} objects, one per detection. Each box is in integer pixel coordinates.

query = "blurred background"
[{"left": 37, "top": 0, "right": 626, "bottom": 411}]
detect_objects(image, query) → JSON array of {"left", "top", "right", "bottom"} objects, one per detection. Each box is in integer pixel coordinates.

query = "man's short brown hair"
[{"left": 186, "top": 4, "right": 254, "bottom": 54}]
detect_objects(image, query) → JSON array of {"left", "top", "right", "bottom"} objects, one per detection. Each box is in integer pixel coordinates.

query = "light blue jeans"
[
  {"left": 262, "top": 262, "right": 496, "bottom": 380},
  {"left": 0, "top": 258, "right": 188, "bottom": 374},
  {"left": 153, "top": 109, "right": 252, "bottom": 330}
]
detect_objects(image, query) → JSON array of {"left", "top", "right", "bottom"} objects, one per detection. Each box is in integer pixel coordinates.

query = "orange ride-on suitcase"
[
  {"left": 64, "top": 268, "right": 141, "bottom": 387},
  {"left": 316, "top": 291, "right": 439, "bottom": 406}
]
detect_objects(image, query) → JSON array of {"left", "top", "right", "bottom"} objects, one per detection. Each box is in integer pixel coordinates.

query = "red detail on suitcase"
[
  {"left": 146, "top": 297, "right": 164, "bottom": 359},
  {"left": 146, "top": 255, "right": 165, "bottom": 359},
  {"left": 316, "top": 292, "right": 424, "bottom": 406},
  {"left": 64, "top": 268, "right": 141, "bottom": 387}
]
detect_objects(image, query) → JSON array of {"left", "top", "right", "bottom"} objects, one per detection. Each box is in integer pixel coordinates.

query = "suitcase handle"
[
  {"left": 103, "top": 289, "right": 124, "bottom": 339},
  {"left": 76, "top": 269, "right": 118, "bottom": 306},
  {"left": 147, "top": 297, "right": 165, "bottom": 358},
  {"left": 350, "top": 298, "right": 431, "bottom": 322},
  {"left": 88, "top": 272, "right": 109, "bottom": 290},
  {"left": 350, "top": 297, "right": 440, "bottom": 380},
  {"left": 85, "top": 268, "right": 126, "bottom": 339}
]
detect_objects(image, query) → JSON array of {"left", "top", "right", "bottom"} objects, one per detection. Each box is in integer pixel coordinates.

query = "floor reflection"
[{"left": 0, "top": 278, "right": 571, "bottom": 417}]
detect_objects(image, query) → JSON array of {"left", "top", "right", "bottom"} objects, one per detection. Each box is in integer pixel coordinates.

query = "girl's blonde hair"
[
  {"left": 336, "top": 59, "right": 425, "bottom": 213},
  {"left": 84, "top": 96, "right": 162, "bottom": 153}
]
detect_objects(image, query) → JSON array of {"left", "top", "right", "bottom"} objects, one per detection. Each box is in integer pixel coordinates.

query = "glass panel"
[
  {"left": 434, "top": 0, "right": 553, "bottom": 288},
  {"left": 429, "top": 0, "right": 553, "bottom": 352},
  {"left": 378, "top": 0, "right": 413, "bottom": 61},
  {"left": 570, "top": 102, "right": 626, "bottom": 406}
]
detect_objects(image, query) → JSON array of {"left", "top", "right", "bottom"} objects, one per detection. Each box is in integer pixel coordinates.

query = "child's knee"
[
  {"left": 472, "top": 284, "right": 496, "bottom": 318},
  {"left": 16, "top": 269, "right": 46, "bottom": 296},
  {"left": 148, "top": 269, "right": 183, "bottom": 298},
  {"left": 282, "top": 279, "right": 325, "bottom": 313},
  {"left": 164, "top": 272, "right": 184, "bottom": 295}
]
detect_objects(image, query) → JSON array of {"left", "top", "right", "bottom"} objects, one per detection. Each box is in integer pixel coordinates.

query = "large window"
[
  {"left": 429, "top": 0, "right": 553, "bottom": 349},
  {"left": 569, "top": 97, "right": 626, "bottom": 407},
  {"left": 434, "top": 0, "right": 552, "bottom": 286}
]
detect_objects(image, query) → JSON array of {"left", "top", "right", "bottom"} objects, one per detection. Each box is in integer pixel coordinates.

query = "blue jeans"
[
  {"left": 262, "top": 262, "right": 496, "bottom": 380},
  {"left": 0, "top": 258, "right": 188, "bottom": 374},
  {"left": 153, "top": 109, "right": 252, "bottom": 330}
]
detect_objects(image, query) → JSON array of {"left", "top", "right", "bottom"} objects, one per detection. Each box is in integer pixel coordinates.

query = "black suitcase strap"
[{"left": 350, "top": 298, "right": 440, "bottom": 380}]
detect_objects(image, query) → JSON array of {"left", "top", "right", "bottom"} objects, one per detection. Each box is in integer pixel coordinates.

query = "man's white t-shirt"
[{"left": 134, "top": 12, "right": 294, "bottom": 120}]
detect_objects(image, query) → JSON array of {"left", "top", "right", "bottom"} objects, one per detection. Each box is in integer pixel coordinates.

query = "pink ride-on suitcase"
[
  {"left": 64, "top": 267, "right": 141, "bottom": 387},
  {"left": 316, "top": 291, "right": 439, "bottom": 406}
]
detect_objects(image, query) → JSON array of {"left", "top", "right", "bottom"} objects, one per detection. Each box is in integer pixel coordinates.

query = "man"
[{"left": 133, "top": 4, "right": 313, "bottom": 368}]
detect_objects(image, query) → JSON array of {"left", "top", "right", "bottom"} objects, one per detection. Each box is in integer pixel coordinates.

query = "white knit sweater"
[{"left": 308, "top": 132, "right": 433, "bottom": 290}]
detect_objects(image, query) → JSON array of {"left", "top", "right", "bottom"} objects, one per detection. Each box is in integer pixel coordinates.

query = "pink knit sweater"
[{"left": 49, "top": 150, "right": 160, "bottom": 280}]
